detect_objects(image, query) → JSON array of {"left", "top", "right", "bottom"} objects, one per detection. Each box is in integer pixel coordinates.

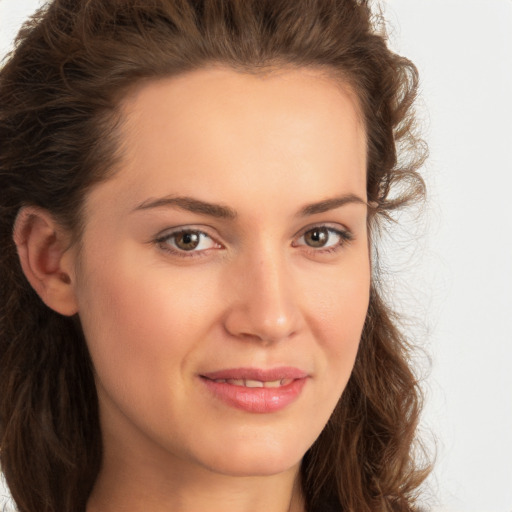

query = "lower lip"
[{"left": 200, "top": 377, "right": 307, "bottom": 413}]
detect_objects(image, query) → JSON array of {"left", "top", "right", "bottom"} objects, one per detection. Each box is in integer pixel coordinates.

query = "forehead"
[{"left": 85, "top": 66, "right": 367, "bottom": 219}]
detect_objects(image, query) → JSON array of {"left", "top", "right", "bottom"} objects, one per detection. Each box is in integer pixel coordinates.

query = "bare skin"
[{"left": 15, "top": 66, "right": 370, "bottom": 512}]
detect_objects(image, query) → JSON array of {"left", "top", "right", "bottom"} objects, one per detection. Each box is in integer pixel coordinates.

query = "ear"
[{"left": 13, "top": 206, "right": 79, "bottom": 316}]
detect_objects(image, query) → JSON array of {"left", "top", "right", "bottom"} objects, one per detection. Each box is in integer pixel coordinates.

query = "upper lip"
[{"left": 200, "top": 367, "right": 308, "bottom": 382}]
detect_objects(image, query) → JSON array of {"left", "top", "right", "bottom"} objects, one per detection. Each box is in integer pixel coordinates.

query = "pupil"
[
  {"left": 177, "top": 232, "right": 200, "bottom": 250},
  {"left": 307, "top": 228, "right": 328, "bottom": 247}
]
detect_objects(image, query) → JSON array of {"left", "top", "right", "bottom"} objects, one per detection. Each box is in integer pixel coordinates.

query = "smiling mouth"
[
  {"left": 208, "top": 378, "right": 293, "bottom": 388},
  {"left": 199, "top": 367, "right": 308, "bottom": 413}
]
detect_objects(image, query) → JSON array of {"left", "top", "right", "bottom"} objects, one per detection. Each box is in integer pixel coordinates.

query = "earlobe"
[{"left": 13, "top": 206, "right": 79, "bottom": 316}]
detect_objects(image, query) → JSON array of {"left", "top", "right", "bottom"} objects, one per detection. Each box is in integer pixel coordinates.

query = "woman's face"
[{"left": 71, "top": 67, "right": 370, "bottom": 478}]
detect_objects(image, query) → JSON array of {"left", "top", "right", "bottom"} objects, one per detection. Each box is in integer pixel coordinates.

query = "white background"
[{"left": 1, "top": 1, "right": 511, "bottom": 511}]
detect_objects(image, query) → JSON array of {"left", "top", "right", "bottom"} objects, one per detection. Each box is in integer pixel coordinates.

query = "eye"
[
  {"left": 156, "top": 229, "right": 220, "bottom": 255},
  {"left": 294, "top": 226, "right": 352, "bottom": 251}
]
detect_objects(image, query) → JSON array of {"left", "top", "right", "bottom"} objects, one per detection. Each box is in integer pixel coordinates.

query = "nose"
[{"left": 222, "top": 249, "right": 303, "bottom": 344}]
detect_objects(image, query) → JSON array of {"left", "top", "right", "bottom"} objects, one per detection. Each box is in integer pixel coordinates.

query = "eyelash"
[
  {"left": 154, "top": 225, "right": 353, "bottom": 259},
  {"left": 293, "top": 226, "right": 353, "bottom": 254},
  {"left": 155, "top": 229, "right": 220, "bottom": 259}
]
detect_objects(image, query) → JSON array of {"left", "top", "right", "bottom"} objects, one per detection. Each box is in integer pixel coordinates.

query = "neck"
[
  {"left": 87, "top": 461, "right": 305, "bottom": 512},
  {"left": 87, "top": 435, "right": 305, "bottom": 512}
]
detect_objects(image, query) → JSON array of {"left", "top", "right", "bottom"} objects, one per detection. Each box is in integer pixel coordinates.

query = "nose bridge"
[{"left": 223, "top": 241, "right": 301, "bottom": 343}]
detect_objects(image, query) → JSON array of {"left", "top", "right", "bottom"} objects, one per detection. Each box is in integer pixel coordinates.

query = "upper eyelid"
[
  {"left": 293, "top": 222, "right": 352, "bottom": 239},
  {"left": 154, "top": 222, "right": 354, "bottom": 254},
  {"left": 293, "top": 226, "right": 352, "bottom": 247},
  {"left": 155, "top": 222, "right": 351, "bottom": 241},
  {"left": 155, "top": 225, "right": 219, "bottom": 241}
]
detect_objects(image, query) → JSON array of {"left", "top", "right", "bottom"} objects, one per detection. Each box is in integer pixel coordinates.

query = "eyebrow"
[
  {"left": 132, "top": 193, "right": 366, "bottom": 219},
  {"left": 133, "top": 196, "right": 237, "bottom": 219},
  {"left": 298, "top": 193, "right": 366, "bottom": 216}
]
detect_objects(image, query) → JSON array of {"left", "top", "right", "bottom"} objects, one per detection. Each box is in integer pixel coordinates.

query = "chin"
[{"left": 195, "top": 435, "right": 308, "bottom": 477}]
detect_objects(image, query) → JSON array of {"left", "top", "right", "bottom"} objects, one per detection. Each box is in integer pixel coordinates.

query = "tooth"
[
  {"left": 214, "top": 379, "right": 226, "bottom": 383},
  {"left": 227, "top": 379, "right": 244, "bottom": 386},
  {"left": 244, "top": 379, "right": 264, "bottom": 388},
  {"left": 263, "top": 379, "right": 282, "bottom": 388}
]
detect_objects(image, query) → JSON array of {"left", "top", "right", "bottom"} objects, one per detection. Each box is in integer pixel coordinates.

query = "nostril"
[{"left": 222, "top": 306, "right": 300, "bottom": 344}]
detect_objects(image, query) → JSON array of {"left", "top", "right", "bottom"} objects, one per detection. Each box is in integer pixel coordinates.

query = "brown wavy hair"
[{"left": 0, "top": 1, "right": 429, "bottom": 511}]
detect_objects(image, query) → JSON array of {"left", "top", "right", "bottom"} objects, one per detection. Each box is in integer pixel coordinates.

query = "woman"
[{"left": 0, "top": 1, "right": 429, "bottom": 511}]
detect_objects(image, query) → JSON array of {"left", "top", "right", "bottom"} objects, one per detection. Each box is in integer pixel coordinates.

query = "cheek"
[
  {"left": 74, "top": 244, "right": 216, "bottom": 387},
  {"left": 331, "top": 278, "right": 369, "bottom": 350},
  {"left": 305, "top": 257, "right": 370, "bottom": 382},
  {"left": 73, "top": 247, "right": 229, "bottom": 448},
  {"left": 309, "top": 260, "right": 370, "bottom": 332}
]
